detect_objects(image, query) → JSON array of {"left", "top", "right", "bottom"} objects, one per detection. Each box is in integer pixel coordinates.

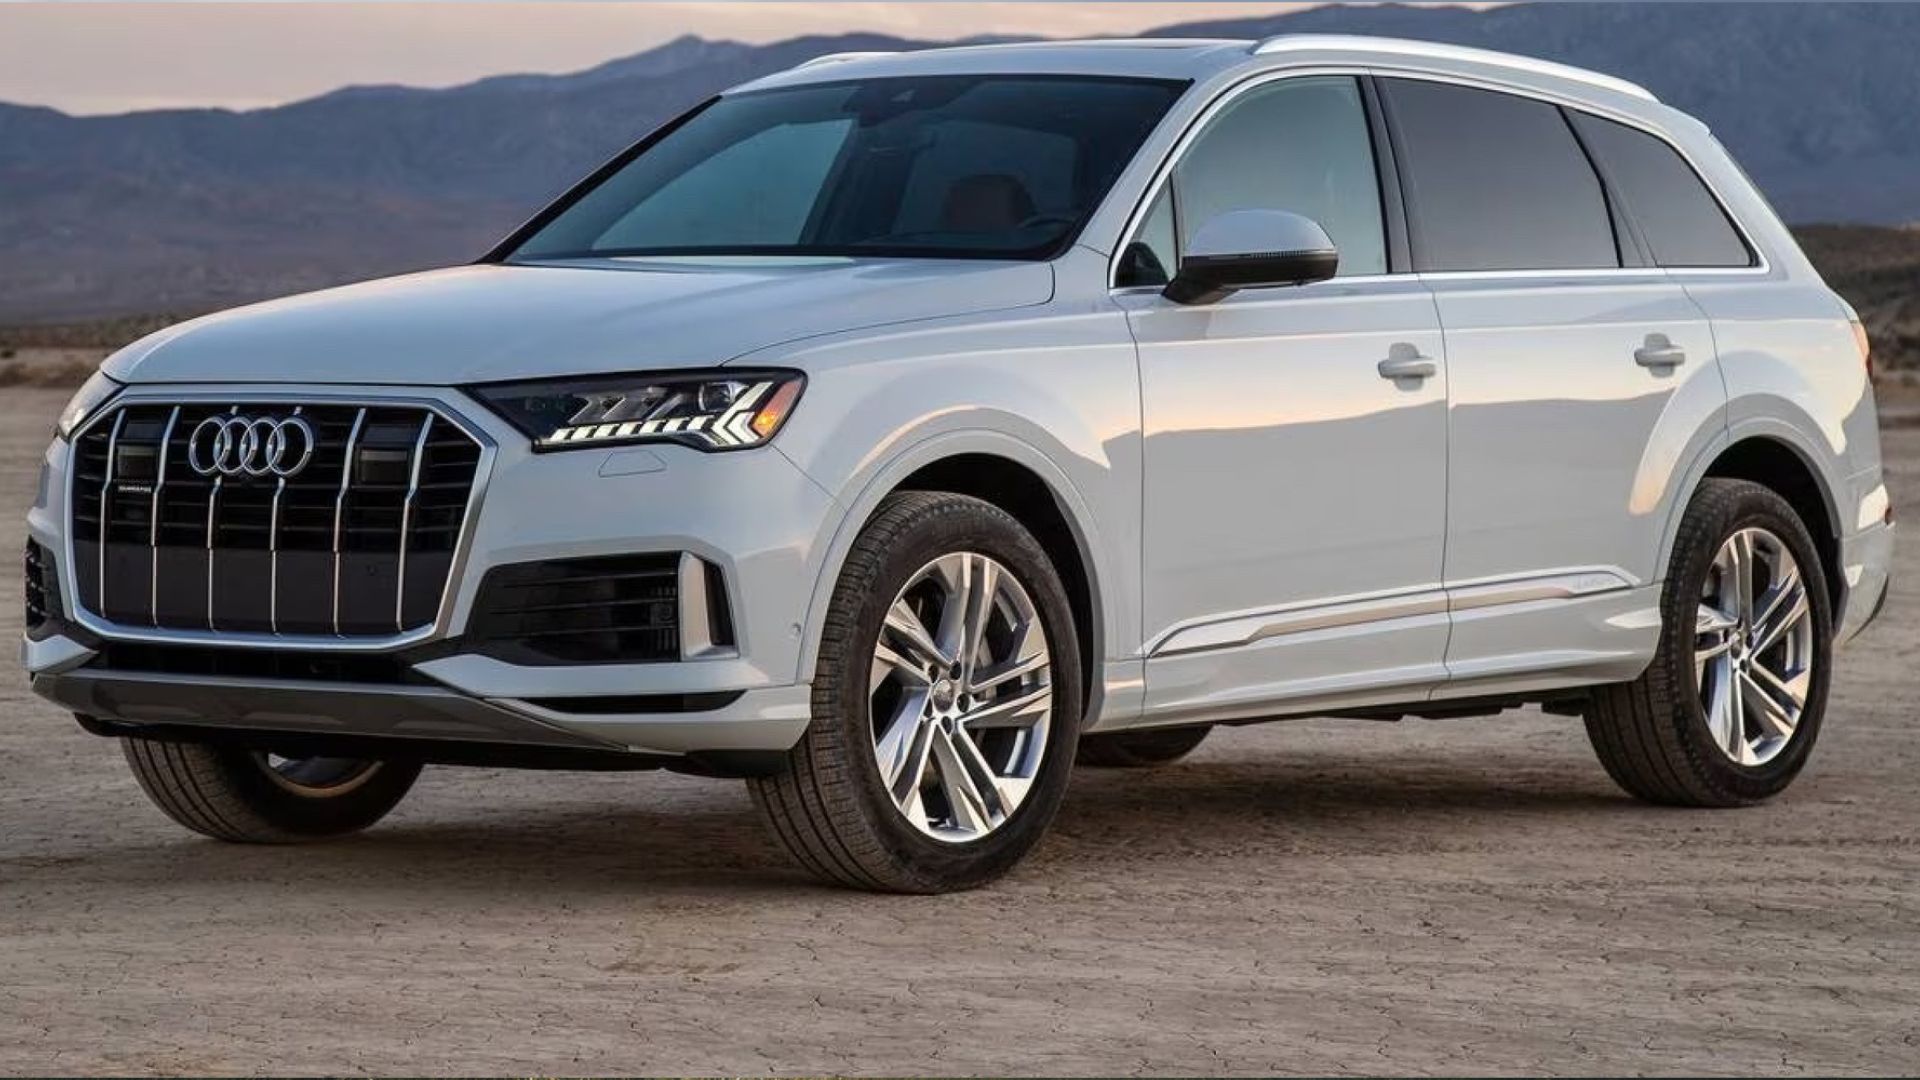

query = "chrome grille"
[{"left": 70, "top": 401, "right": 483, "bottom": 637}]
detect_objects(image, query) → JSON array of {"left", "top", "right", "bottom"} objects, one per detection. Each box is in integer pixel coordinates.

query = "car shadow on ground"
[{"left": 9, "top": 750, "right": 1661, "bottom": 897}]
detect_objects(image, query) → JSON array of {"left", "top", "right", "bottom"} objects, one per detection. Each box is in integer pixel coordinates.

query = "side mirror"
[{"left": 1163, "top": 210, "right": 1339, "bottom": 305}]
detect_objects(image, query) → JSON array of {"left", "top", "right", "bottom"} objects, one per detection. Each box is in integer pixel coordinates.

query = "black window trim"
[
  {"left": 1368, "top": 69, "right": 1766, "bottom": 279},
  {"left": 1563, "top": 106, "right": 1759, "bottom": 271}
]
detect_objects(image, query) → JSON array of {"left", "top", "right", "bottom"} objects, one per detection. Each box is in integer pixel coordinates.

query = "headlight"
[
  {"left": 56, "top": 370, "right": 122, "bottom": 441},
  {"left": 470, "top": 370, "right": 805, "bottom": 452}
]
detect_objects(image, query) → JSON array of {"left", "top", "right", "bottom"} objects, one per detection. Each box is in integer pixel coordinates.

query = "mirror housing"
[{"left": 1163, "top": 210, "right": 1340, "bottom": 305}]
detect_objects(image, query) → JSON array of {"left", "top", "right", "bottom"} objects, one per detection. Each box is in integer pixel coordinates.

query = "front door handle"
[
  {"left": 1635, "top": 336, "right": 1687, "bottom": 369},
  {"left": 1377, "top": 353, "right": 1438, "bottom": 381}
]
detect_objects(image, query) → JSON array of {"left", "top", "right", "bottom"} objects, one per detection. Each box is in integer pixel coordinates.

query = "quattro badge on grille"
[{"left": 186, "top": 415, "right": 316, "bottom": 478}]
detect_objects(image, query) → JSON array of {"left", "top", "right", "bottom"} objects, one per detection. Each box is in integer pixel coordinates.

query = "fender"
[
  {"left": 1650, "top": 407, "right": 1846, "bottom": 587},
  {"left": 790, "top": 425, "right": 1119, "bottom": 722}
]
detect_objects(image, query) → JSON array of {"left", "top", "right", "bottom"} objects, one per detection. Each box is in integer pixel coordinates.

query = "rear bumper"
[{"left": 1837, "top": 519, "right": 1893, "bottom": 646}]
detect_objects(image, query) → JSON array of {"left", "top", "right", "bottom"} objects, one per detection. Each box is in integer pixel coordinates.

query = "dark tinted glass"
[
  {"left": 1382, "top": 78, "right": 1618, "bottom": 272},
  {"left": 1570, "top": 112, "right": 1753, "bottom": 268},
  {"left": 510, "top": 75, "right": 1185, "bottom": 262}
]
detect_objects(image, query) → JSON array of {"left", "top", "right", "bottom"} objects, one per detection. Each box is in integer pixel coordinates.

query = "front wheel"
[
  {"left": 749, "top": 492, "right": 1083, "bottom": 893},
  {"left": 122, "top": 737, "right": 421, "bottom": 842},
  {"left": 1583, "top": 478, "right": 1831, "bottom": 806}
]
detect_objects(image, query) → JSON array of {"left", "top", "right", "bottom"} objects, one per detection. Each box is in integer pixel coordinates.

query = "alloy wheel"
[
  {"left": 253, "top": 754, "right": 384, "bottom": 798},
  {"left": 868, "top": 551, "right": 1053, "bottom": 843},
  {"left": 1694, "top": 526, "right": 1815, "bottom": 766}
]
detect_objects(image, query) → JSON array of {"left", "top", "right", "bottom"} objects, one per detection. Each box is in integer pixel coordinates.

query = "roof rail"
[
  {"left": 794, "top": 51, "right": 899, "bottom": 70},
  {"left": 1250, "top": 34, "right": 1657, "bottom": 103}
]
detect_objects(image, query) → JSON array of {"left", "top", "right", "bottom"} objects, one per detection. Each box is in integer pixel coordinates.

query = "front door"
[{"left": 1114, "top": 74, "right": 1452, "bottom": 725}]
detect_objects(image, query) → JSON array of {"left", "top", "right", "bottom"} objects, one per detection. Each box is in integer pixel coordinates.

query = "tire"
[
  {"left": 748, "top": 491, "right": 1084, "bottom": 893},
  {"left": 121, "top": 737, "right": 422, "bottom": 842},
  {"left": 1583, "top": 478, "right": 1832, "bottom": 807},
  {"left": 1077, "top": 725, "right": 1211, "bottom": 768}
]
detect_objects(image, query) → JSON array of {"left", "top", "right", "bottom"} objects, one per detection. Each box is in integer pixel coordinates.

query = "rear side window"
[
  {"left": 1381, "top": 78, "right": 1618, "bottom": 272},
  {"left": 1568, "top": 112, "right": 1753, "bottom": 268}
]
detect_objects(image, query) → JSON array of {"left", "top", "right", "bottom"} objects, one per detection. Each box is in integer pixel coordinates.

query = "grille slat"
[{"left": 70, "top": 401, "right": 482, "bottom": 640}]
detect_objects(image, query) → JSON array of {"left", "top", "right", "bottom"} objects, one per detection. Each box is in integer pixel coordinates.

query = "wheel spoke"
[
  {"left": 874, "top": 686, "right": 930, "bottom": 785},
  {"left": 927, "top": 554, "right": 975, "bottom": 663},
  {"left": 1740, "top": 670, "right": 1797, "bottom": 740},
  {"left": 884, "top": 598, "right": 951, "bottom": 670},
  {"left": 871, "top": 639, "right": 933, "bottom": 693},
  {"left": 1695, "top": 604, "right": 1739, "bottom": 662},
  {"left": 885, "top": 710, "right": 937, "bottom": 805},
  {"left": 948, "top": 725, "right": 1013, "bottom": 819},
  {"left": 1751, "top": 579, "right": 1810, "bottom": 656},
  {"left": 929, "top": 726, "right": 994, "bottom": 835},
  {"left": 1723, "top": 665, "right": 1748, "bottom": 759},
  {"left": 1727, "top": 530, "right": 1757, "bottom": 625},
  {"left": 965, "top": 556, "right": 999, "bottom": 682},
  {"left": 969, "top": 616, "right": 1047, "bottom": 693},
  {"left": 1750, "top": 660, "right": 1808, "bottom": 710},
  {"left": 970, "top": 651, "right": 1047, "bottom": 694},
  {"left": 959, "top": 684, "right": 1051, "bottom": 729}
]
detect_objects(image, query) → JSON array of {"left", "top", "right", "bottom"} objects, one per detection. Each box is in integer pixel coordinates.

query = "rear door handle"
[
  {"left": 1635, "top": 339, "right": 1687, "bottom": 369},
  {"left": 1377, "top": 353, "right": 1438, "bottom": 381}
]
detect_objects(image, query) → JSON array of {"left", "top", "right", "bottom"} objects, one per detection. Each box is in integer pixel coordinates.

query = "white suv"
[{"left": 25, "top": 36, "right": 1892, "bottom": 892}]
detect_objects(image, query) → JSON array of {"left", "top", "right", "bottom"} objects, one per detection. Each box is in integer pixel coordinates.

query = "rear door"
[{"left": 1378, "top": 77, "right": 1726, "bottom": 690}]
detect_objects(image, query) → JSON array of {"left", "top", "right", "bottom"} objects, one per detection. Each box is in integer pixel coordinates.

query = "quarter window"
[
  {"left": 1569, "top": 112, "right": 1753, "bottom": 268},
  {"left": 1382, "top": 78, "right": 1619, "bottom": 272},
  {"left": 1118, "top": 75, "right": 1387, "bottom": 286}
]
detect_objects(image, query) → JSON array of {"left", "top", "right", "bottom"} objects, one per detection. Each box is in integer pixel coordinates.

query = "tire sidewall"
[
  {"left": 821, "top": 497, "right": 1083, "bottom": 889},
  {"left": 1666, "top": 485, "right": 1833, "bottom": 800}
]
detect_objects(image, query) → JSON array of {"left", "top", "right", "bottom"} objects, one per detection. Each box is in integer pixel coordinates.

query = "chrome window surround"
[
  {"left": 1105, "top": 64, "right": 1770, "bottom": 292},
  {"left": 61, "top": 387, "right": 498, "bottom": 653},
  {"left": 1248, "top": 36, "right": 1659, "bottom": 102}
]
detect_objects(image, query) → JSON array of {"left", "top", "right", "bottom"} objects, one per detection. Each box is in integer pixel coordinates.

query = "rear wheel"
[
  {"left": 1077, "top": 725, "right": 1211, "bottom": 768},
  {"left": 1583, "top": 479, "right": 1831, "bottom": 806},
  {"left": 121, "top": 737, "right": 421, "bottom": 842},
  {"left": 749, "top": 491, "right": 1082, "bottom": 893}
]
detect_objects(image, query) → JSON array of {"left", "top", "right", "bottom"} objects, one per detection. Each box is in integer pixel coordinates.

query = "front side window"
[
  {"left": 1382, "top": 78, "right": 1619, "bottom": 272},
  {"left": 1119, "top": 75, "right": 1387, "bottom": 286},
  {"left": 509, "top": 75, "right": 1186, "bottom": 262}
]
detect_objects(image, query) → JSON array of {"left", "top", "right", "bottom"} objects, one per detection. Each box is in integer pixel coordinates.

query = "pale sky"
[{"left": 0, "top": 2, "right": 1435, "bottom": 116}]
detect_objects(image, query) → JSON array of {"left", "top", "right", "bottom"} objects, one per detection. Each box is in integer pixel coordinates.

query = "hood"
[{"left": 104, "top": 257, "right": 1055, "bottom": 385}]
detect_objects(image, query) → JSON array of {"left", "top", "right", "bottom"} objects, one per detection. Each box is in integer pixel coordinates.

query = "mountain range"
[{"left": 3, "top": 2, "right": 1919, "bottom": 322}]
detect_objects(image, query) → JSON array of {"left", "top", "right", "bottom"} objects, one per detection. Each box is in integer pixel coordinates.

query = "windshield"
[{"left": 506, "top": 74, "right": 1187, "bottom": 262}]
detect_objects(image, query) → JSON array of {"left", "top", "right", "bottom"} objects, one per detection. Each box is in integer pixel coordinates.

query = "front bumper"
[{"left": 25, "top": 383, "right": 841, "bottom": 760}]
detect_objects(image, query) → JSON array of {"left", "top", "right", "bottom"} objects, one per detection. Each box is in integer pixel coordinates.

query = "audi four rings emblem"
[{"left": 186, "top": 415, "right": 317, "bottom": 478}]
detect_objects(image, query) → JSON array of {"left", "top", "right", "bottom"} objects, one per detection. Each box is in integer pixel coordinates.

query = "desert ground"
[{"left": 1, "top": 383, "right": 1916, "bottom": 1076}]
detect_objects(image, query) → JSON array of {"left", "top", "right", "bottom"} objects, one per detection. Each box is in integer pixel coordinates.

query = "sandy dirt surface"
[{"left": 2, "top": 385, "right": 1916, "bottom": 1076}]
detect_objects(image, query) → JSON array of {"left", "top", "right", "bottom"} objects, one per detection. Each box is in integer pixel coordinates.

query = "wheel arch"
[
  {"left": 796, "top": 431, "right": 1112, "bottom": 725},
  {"left": 1661, "top": 427, "right": 1844, "bottom": 611}
]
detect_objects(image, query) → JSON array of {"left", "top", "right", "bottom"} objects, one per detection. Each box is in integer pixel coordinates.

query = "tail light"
[{"left": 1851, "top": 316, "right": 1872, "bottom": 378}]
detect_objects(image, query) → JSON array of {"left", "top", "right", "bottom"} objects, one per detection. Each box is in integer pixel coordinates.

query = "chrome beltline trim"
[{"left": 1147, "top": 567, "right": 1637, "bottom": 658}]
